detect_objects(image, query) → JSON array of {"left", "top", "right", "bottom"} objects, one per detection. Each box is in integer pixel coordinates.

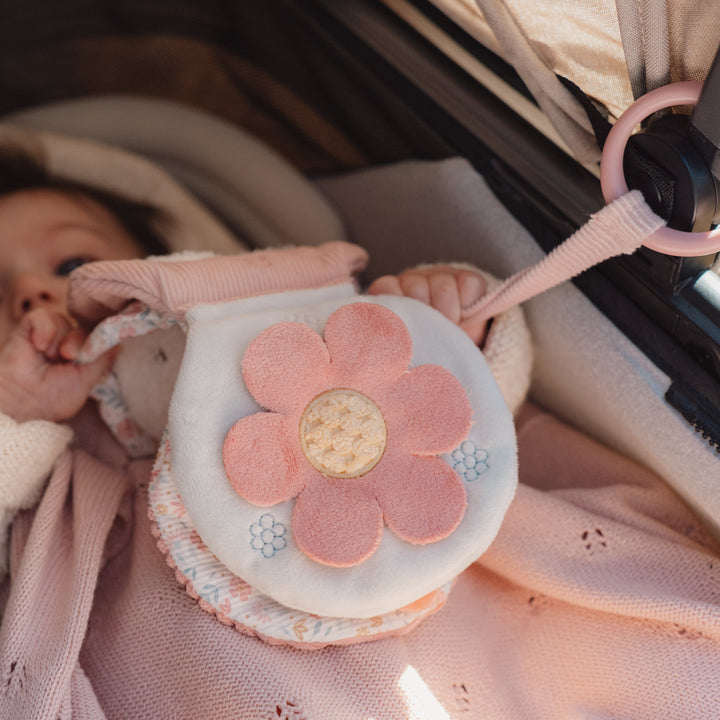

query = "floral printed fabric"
[
  {"left": 149, "top": 434, "right": 453, "bottom": 649},
  {"left": 84, "top": 301, "right": 182, "bottom": 457},
  {"left": 222, "top": 302, "right": 473, "bottom": 568},
  {"left": 90, "top": 373, "right": 157, "bottom": 458},
  {"left": 80, "top": 300, "right": 183, "bottom": 363}
]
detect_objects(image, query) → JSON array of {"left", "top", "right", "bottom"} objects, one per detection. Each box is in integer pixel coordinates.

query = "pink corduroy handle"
[{"left": 461, "top": 190, "right": 665, "bottom": 323}]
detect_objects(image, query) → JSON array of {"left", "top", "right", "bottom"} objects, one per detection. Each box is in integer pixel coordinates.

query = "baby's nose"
[{"left": 10, "top": 272, "right": 67, "bottom": 319}]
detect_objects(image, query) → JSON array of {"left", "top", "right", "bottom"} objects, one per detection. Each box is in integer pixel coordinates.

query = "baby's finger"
[
  {"left": 428, "top": 271, "right": 462, "bottom": 324},
  {"left": 78, "top": 350, "right": 115, "bottom": 388},
  {"left": 44, "top": 315, "right": 75, "bottom": 360},
  {"left": 457, "top": 271, "right": 487, "bottom": 310},
  {"left": 58, "top": 327, "right": 88, "bottom": 361},
  {"left": 39, "top": 349, "right": 117, "bottom": 422},
  {"left": 65, "top": 350, "right": 116, "bottom": 402},
  {"left": 20, "top": 309, "right": 50, "bottom": 351},
  {"left": 399, "top": 273, "right": 431, "bottom": 305},
  {"left": 366, "top": 275, "right": 403, "bottom": 296},
  {"left": 459, "top": 315, "right": 490, "bottom": 348},
  {"left": 21, "top": 309, "right": 71, "bottom": 357}
]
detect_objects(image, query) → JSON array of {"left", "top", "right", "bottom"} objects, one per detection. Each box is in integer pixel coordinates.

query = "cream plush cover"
[{"left": 169, "top": 288, "right": 517, "bottom": 618}]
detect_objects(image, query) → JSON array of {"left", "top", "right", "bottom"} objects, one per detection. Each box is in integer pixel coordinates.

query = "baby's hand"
[
  {"left": 367, "top": 265, "right": 489, "bottom": 346},
  {"left": 0, "top": 308, "right": 114, "bottom": 423}
]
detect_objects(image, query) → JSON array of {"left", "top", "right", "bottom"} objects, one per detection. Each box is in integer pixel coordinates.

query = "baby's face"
[{"left": 0, "top": 189, "right": 145, "bottom": 346}]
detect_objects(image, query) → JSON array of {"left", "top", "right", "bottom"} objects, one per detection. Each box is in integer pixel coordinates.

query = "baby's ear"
[{"left": 112, "top": 326, "right": 186, "bottom": 441}]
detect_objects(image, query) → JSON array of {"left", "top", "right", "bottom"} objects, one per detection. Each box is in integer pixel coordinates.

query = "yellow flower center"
[{"left": 299, "top": 389, "right": 387, "bottom": 478}]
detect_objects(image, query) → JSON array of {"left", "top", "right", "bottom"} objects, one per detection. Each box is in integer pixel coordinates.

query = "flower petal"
[
  {"left": 292, "top": 481, "right": 383, "bottom": 567},
  {"left": 384, "top": 364, "right": 472, "bottom": 455},
  {"left": 324, "top": 303, "right": 412, "bottom": 386},
  {"left": 243, "top": 322, "right": 331, "bottom": 413},
  {"left": 375, "top": 453, "right": 467, "bottom": 544},
  {"left": 223, "top": 413, "right": 304, "bottom": 506}
]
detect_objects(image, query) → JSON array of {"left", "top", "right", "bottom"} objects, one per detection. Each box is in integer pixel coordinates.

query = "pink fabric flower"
[{"left": 223, "top": 302, "right": 473, "bottom": 567}]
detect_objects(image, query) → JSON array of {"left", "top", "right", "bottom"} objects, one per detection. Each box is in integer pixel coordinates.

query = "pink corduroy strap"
[{"left": 460, "top": 190, "right": 666, "bottom": 323}]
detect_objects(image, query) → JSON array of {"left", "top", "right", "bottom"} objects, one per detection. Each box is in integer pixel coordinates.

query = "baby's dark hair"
[{"left": 0, "top": 143, "right": 168, "bottom": 256}]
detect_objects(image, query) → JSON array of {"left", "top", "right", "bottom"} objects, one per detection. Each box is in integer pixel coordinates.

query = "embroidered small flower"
[
  {"left": 249, "top": 514, "right": 288, "bottom": 558},
  {"left": 223, "top": 302, "right": 472, "bottom": 568},
  {"left": 451, "top": 441, "right": 489, "bottom": 482}
]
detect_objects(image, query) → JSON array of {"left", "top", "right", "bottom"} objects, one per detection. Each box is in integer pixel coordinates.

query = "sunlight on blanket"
[{"left": 398, "top": 666, "right": 451, "bottom": 719}]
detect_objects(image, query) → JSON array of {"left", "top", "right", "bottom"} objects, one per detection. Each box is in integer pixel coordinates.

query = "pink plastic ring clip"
[{"left": 600, "top": 80, "right": 720, "bottom": 256}]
